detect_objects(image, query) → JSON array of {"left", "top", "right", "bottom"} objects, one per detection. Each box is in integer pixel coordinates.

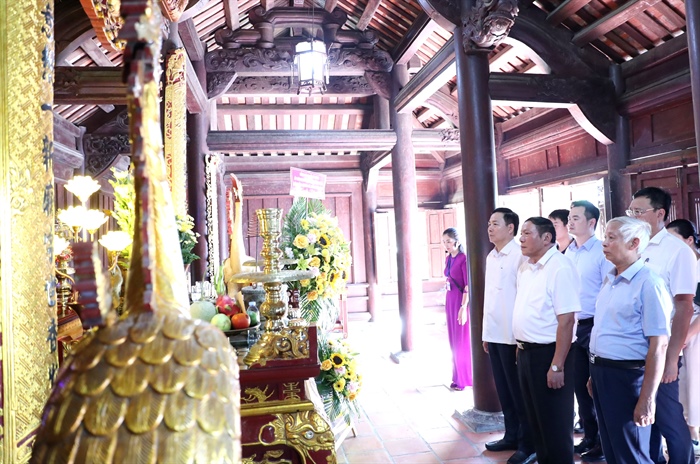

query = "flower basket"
[
  {"left": 316, "top": 336, "right": 361, "bottom": 425},
  {"left": 282, "top": 198, "right": 352, "bottom": 329}
]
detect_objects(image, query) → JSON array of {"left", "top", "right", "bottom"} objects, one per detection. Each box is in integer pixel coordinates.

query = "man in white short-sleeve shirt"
[
  {"left": 513, "top": 217, "right": 581, "bottom": 464},
  {"left": 630, "top": 186, "right": 696, "bottom": 464},
  {"left": 482, "top": 208, "right": 535, "bottom": 464}
]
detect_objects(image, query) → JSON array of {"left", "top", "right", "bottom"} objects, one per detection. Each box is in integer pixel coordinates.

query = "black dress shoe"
[
  {"left": 574, "top": 419, "right": 584, "bottom": 434},
  {"left": 507, "top": 450, "right": 537, "bottom": 464},
  {"left": 574, "top": 437, "right": 597, "bottom": 455},
  {"left": 485, "top": 439, "right": 519, "bottom": 452},
  {"left": 581, "top": 444, "right": 605, "bottom": 462}
]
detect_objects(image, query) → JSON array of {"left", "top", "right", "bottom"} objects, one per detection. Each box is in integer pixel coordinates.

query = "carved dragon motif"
[{"left": 462, "top": 0, "right": 519, "bottom": 52}]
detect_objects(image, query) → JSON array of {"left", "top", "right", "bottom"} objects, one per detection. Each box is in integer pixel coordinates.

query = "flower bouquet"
[
  {"left": 176, "top": 214, "right": 200, "bottom": 265},
  {"left": 282, "top": 198, "right": 352, "bottom": 329},
  {"left": 317, "top": 336, "right": 362, "bottom": 424}
]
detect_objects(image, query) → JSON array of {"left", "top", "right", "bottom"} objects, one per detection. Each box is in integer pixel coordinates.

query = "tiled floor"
[{"left": 335, "top": 306, "right": 585, "bottom": 464}]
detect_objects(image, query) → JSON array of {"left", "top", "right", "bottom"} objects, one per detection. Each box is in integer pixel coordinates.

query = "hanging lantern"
[{"left": 294, "top": 39, "right": 329, "bottom": 95}]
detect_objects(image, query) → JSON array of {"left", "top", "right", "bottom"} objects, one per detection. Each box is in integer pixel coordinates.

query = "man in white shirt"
[
  {"left": 513, "top": 217, "right": 581, "bottom": 464},
  {"left": 483, "top": 208, "right": 535, "bottom": 464},
  {"left": 630, "top": 187, "right": 696, "bottom": 464},
  {"left": 565, "top": 200, "right": 614, "bottom": 462}
]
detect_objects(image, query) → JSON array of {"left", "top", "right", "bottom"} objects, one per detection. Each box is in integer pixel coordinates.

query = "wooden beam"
[
  {"left": 178, "top": 19, "right": 205, "bottom": 62},
  {"left": 218, "top": 76, "right": 376, "bottom": 97},
  {"left": 394, "top": 37, "right": 455, "bottom": 113},
  {"left": 80, "top": 38, "right": 114, "bottom": 66},
  {"left": 546, "top": 0, "right": 592, "bottom": 25},
  {"left": 224, "top": 153, "right": 360, "bottom": 172},
  {"left": 357, "top": 0, "right": 382, "bottom": 31},
  {"left": 489, "top": 44, "right": 520, "bottom": 72},
  {"left": 208, "top": 129, "right": 461, "bottom": 152},
  {"left": 222, "top": 0, "right": 239, "bottom": 29},
  {"left": 54, "top": 67, "right": 126, "bottom": 105},
  {"left": 425, "top": 91, "right": 458, "bottom": 126},
  {"left": 260, "top": 0, "right": 273, "bottom": 12},
  {"left": 324, "top": 0, "right": 338, "bottom": 12},
  {"left": 217, "top": 104, "right": 372, "bottom": 115},
  {"left": 621, "top": 33, "right": 687, "bottom": 78},
  {"left": 393, "top": 12, "right": 439, "bottom": 65},
  {"left": 500, "top": 107, "right": 559, "bottom": 132},
  {"left": 573, "top": 0, "right": 664, "bottom": 47},
  {"left": 185, "top": 54, "right": 208, "bottom": 114}
]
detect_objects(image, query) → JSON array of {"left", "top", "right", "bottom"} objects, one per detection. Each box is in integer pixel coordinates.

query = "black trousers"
[
  {"left": 573, "top": 318, "right": 599, "bottom": 441},
  {"left": 649, "top": 359, "right": 694, "bottom": 464},
  {"left": 488, "top": 342, "right": 534, "bottom": 454},
  {"left": 517, "top": 343, "right": 575, "bottom": 464}
]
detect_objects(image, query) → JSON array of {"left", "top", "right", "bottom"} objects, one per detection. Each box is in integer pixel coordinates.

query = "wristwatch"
[{"left": 550, "top": 364, "right": 562, "bottom": 372}]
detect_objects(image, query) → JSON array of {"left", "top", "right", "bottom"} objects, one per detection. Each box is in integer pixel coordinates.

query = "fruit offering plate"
[{"left": 223, "top": 323, "right": 261, "bottom": 337}]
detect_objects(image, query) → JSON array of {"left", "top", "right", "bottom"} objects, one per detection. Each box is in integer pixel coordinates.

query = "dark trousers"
[
  {"left": 649, "top": 359, "right": 694, "bottom": 464},
  {"left": 517, "top": 343, "right": 575, "bottom": 464},
  {"left": 590, "top": 363, "right": 654, "bottom": 464},
  {"left": 574, "top": 319, "right": 599, "bottom": 441},
  {"left": 488, "top": 342, "right": 534, "bottom": 454}
]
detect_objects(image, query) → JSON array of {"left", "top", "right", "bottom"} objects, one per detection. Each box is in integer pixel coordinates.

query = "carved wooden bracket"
[
  {"left": 364, "top": 72, "right": 391, "bottom": 99},
  {"left": 82, "top": 133, "right": 131, "bottom": 176},
  {"left": 462, "top": 0, "right": 519, "bottom": 52},
  {"left": 78, "top": 0, "right": 125, "bottom": 52}
]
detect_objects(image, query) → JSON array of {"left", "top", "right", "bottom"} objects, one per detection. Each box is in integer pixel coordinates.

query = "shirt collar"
[
  {"left": 529, "top": 245, "right": 558, "bottom": 269},
  {"left": 649, "top": 227, "right": 669, "bottom": 245},
  {"left": 568, "top": 235, "right": 598, "bottom": 252},
  {"left": 608, "top": 258, "right": 646, "bottom": 283}
]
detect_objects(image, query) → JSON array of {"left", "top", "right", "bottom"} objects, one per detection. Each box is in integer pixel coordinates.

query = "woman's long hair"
[{"left": 443, "top": 227, "right": 465, "bottom": 254}]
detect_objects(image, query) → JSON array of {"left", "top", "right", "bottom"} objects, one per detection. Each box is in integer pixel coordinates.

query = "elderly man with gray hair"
[{"left": 588, "top": 217, "right": 673, "bottom": 464}]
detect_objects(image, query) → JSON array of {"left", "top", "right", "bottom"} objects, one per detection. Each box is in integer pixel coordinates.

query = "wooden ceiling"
[{"left": 53, "top": 0, "right": 688, "bottom": 159}]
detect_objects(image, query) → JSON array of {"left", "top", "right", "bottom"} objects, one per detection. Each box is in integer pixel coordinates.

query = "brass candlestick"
[{"left": 230, "top": 208, "right": 313, "bottom": 365}]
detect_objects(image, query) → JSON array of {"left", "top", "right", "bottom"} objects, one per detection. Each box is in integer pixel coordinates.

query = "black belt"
[
  {"left": 578, "top": 318, "right": 594, "bottom": 326},
  {"left": 516, "top": 340, "right": 555, "bottom": 350},
  {"left": 589, "top": 354, "right": 644, "bottom": 369}
]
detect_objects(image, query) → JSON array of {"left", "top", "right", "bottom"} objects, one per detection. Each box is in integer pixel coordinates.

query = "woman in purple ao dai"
[{"left": 443, "top": 227, "right": 473, "bottom": 391}]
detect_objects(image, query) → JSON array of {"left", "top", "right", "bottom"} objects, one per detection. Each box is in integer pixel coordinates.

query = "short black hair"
[
  {"left": 492, "top": 207, "right": 520, "bottom": 235},
  {"left": 571, "top": 200, "right": 601, "bottom": 228},
  {"left": 525, "top": 217, "right": 556, "bottom": 244},
  {"left": 548, "top": 209, "right": 569, "bottom": 225},
  {"left": 633, "top": 187, "right": 672, "bottom": 221}
]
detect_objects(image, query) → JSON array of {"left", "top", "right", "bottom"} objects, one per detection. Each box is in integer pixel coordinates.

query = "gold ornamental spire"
[{"left": 31, "top": 0, "right": 242, "bottom": 462}]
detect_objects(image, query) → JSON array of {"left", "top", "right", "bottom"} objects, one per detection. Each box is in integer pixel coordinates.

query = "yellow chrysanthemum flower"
[
  {"left": 330, "top": 353, "right": 345, "bottom": 367},
  {"left": 300, "top": 219, "right": 309, "bottom": 230},
  {"left": 348, "top": 392, "right": 357, "bottom": 401},
  {"left": 321, "top": 248, "right": 330, "bottom": 261},
  {"left": 321, "top": 359, "right": 333, "bottom": 371},
  {"left": 307, "top": 290, "right": 318, "bottom": 301},
  {"left": 308, "top": 256, "right": 321, "bottom": 268},
  {"left": 333, "top": 378, "right": 346, "bottom": 393},
  {"left": 318, "top": 234, "right": 331, "bottom": 248},
  {"left": 293, "top": 234, "right": 309, "bottom": 249},
  {"left": 300, "top": 279, "right": 311, "bottom": 287}
]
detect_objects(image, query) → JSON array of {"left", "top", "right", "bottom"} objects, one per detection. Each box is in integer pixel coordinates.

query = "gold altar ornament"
[{"left": 31, "top": 0, "right": 241, "bottom": 462}]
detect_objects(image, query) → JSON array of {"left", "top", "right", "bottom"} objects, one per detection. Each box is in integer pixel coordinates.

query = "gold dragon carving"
[{"left": 259, "top": 411, "right": 336, "bottom": 464}]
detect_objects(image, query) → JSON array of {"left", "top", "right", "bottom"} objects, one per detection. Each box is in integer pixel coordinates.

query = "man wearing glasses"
[{"left": 629, "top": 187, "right": 696, "bottom": 464}]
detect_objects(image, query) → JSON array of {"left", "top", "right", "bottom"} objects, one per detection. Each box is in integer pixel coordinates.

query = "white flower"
[
  {"left": 347, "top": 381, "right": 359, "bottom": 393},
  {"left": 310, "top": 266, "right": 320, "bottom": 277},
  {"left": 307, "top": 232, "right": 318, "bottom": 243},
  {"left": 334, "top": 366, "right": 346, "bottom": 376},
  {"left": 285, "top": 247, "right": 294, "bottom": 258}
]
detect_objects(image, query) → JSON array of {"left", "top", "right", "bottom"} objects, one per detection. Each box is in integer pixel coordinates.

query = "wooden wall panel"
[{"left": 629, "top": 99, "right": 696, "bottom": 160}]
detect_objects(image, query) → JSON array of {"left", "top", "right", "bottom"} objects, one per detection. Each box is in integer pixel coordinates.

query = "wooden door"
[{"left": 425, "top": 209, "right": 456, "bottom": 279}]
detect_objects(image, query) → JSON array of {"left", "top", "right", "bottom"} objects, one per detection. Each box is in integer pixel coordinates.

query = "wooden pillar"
[
  {"left": 455, "top": 24, "right": 500, "bottom": 412},
  {"left": 605, "top": 64, "right": 631, "bottom": 219},
  {"left": 217, "top": 157, "right": 229, "bottom": 263},
  {"left": 362, "top": 169, "right": 379, "bottom": 322},
  {"left": 686, "top": 0, "right": 700, "bottom": 179},
  {"left": 187, "top": 58, "right": 209, "bottom": 281},
  {"left": 390, "top": 64, "right": 421, "bottom": 353}
]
